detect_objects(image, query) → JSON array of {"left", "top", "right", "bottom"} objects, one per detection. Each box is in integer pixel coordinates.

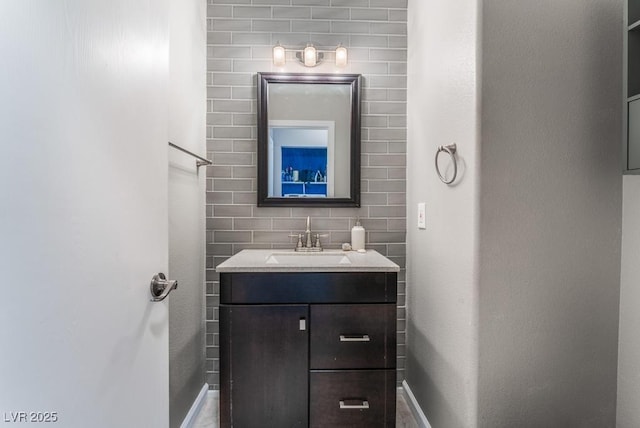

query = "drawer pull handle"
[
  {"left": 339, "top": 400, "right": 370, "bottom": 410},
  {"left": 339, "top": 335, "right": 370, "bottom": 342}
]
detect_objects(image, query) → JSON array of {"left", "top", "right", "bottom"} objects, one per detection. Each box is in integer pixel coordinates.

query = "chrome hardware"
[
  {"left": 305, "top": 216, "right": 312, "bottom": 248},
  {"left": 295, "top": 246, "right": 323, "bottom": 253},
  {"left": 168, "top": 142, "right": 212, "bottom": 167},
  {"left": 150, "top": 273, "right": 178, "bottom": 302},
  {"left": 340, "top": 335, "right": 370, "bottom": 342},
  {"left": 288, "top": 233, "right": 304, "bottom": 249},
  {"left": 339, "top": 400, "right": 370, "bottom": 410},
  {"left": 299, "top": 318, "right": 306, "bottom": 331},
  {"left": 290, "top": 216, "right": 325, "bottom": 252},
  {"left": 315, "top": 233, "right": 329, "bottom": 249},
  {"left": 435, "top": 143, "right": 458, "bottom": 184}
]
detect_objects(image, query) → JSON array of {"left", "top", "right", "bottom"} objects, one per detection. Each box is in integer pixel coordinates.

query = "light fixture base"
[{"left": 295, "top": 51, "right": 324, "bottom": 67}]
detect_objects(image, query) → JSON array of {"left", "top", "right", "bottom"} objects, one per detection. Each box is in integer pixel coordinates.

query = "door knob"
[{"left": 150, "top": 273, "right": 178, "bottom": 302}]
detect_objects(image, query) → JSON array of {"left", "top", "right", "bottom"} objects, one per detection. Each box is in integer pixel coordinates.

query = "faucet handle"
[
  {"left": 314, "top": 233, "right": 329, "bottom": 248},
  {"left": 289, "top": 233, "right": 304, "bottom": 248}
]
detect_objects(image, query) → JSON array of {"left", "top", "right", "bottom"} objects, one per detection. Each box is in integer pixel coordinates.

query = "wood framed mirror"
[{"left": 257, "top": 72, "right": 361, "bottom": 207}]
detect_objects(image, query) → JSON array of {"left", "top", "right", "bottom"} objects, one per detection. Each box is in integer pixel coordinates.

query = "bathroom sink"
[
  {"left": 265, "top": 252, "right": 352, "bottom": 266},
  {"left": 215, "top": 249, "right": 400, "bottom": 273}
]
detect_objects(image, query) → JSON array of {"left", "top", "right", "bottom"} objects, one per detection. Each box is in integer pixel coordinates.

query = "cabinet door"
[{"left": 220, "top": 305, "right": 309, "bottom": 428}]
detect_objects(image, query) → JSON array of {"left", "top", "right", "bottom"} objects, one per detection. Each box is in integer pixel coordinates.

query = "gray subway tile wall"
[{"left": 206, "top": 0, "right": 407, "bottom": 389}]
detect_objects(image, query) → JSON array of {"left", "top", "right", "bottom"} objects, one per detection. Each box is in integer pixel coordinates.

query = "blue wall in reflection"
[
  {"left": 281, "top": 147, "right": 327, "bottom": 196},
  {"left": 282, "top": 147, "right": 327, "bottom": 181}
]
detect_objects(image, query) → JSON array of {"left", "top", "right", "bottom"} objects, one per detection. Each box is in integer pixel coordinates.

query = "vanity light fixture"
[
  {"left": 335, "top": 44, "right": 348, "bottom": 68},
  {"left": 272, "top": 43, "right": 286, "bottom": 67},
  {"left": 271, "top": 42, "right": 348, "bottom": 68},
  {"left": 303, "top": 44, "right": 318, "bottom": 67}
]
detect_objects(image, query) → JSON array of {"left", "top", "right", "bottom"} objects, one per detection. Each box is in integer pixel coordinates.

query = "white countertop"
[{"left": 215, "top": 249, "right": 400, "bottom": 273}]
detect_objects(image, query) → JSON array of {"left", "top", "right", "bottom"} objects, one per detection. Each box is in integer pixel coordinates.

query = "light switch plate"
[{"left": 418, "top": 202, "right": 426, "bottom": 229}]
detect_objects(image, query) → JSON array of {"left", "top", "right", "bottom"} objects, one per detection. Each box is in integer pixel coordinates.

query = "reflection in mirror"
[
  {"left": 269, "top": 121, "right": 335, "bottom": 198},
  {"left": 257, "top": 73, "right": 361, "bottom": 207}
]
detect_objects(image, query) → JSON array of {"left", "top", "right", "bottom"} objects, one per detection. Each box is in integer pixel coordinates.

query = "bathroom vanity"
[{"left": 216, "top": 250, "right": 399, "bottom": 428}]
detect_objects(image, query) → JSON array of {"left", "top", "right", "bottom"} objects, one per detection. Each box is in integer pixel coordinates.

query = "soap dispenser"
[{"left": 351, "top": 218, "right": 365, "bottom": 252}]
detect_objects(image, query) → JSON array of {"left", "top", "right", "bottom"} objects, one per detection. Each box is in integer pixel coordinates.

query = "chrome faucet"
[
  {"left": 305, "top": 216, "right": 312, "bottom": 248},
  {"left": 290, "top": 216, "right": 326, "bottom": 252}
]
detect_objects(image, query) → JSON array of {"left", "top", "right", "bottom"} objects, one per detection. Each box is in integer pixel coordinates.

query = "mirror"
[{"left": 257, "top": 73, "right": 361, "bottom": 207}]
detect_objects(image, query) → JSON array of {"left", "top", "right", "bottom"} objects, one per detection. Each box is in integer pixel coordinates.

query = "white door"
[{"left": 0, "top": 2, "right": 171, "bottom": 427}]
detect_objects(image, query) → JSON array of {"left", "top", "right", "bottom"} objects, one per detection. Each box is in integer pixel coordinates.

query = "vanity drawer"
[
  {"left": 309, "top": 370, "right": 396, "bottom": 428},
  {"left": 221, "top": 272, "right": 397, "bottom": 304},
  {"left": 310, "top": 304, "right": 396, "bottom": 369}
]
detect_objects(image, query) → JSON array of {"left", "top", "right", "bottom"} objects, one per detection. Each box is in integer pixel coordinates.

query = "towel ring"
[{"left": 435, "top": 144, "right": 458, "bottom": 184}]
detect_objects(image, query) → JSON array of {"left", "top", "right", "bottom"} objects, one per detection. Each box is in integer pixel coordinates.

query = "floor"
[{"left": 192, "top": 390, "right": 419, "bottom": 427}]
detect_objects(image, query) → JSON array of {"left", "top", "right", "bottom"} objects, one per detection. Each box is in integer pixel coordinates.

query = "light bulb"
[
  {"left": 273, "top": 44, "right": 285, "bottom": 67},
  {"left": 335, "top": 46, "right": 348, "bottom": 67},
  {"left": 303, "top": 45, "right": 316, "bottom": 67}
]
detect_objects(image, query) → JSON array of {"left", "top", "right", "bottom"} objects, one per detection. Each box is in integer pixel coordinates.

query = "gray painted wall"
[
  {"left": 206, "top": 0, "right": 407, "bottom": 389},
  {"left": 169, "top": 158, "right": 206, "bottom": 428},
  {"left": 479, "top": 0, "right": 622, "bottom": 426},
  {"left": 618, "top": 176, "right": 640, "bottom": 427},
  {"left": 407, "top": 0, "right": 622, "bottom": 427},
  {"left": 168, "top": 0, "right": 207, "bottom": 426},
  {"left": 406, "top": 0, "right": 480, "bottom": 427}
]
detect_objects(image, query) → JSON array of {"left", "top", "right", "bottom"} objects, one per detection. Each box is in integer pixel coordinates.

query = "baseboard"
[
  {"left": 402, "top": 380, "right": 432, "bottom": 428},
  {"left": 180, "top": 383, "right": 210, "bottom": 428}
]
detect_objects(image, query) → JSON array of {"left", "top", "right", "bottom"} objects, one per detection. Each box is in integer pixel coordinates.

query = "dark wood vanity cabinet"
[{"left": 220, "top": 272, "right": 397, "bottom": 428}]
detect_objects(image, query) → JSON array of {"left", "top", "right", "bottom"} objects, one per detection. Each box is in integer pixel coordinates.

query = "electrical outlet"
[{"left": 418, "top": 202, "right": 426, "bottom": 229}]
